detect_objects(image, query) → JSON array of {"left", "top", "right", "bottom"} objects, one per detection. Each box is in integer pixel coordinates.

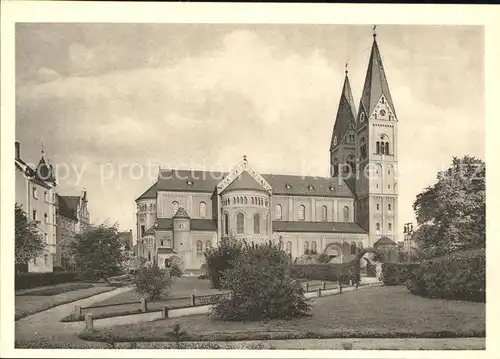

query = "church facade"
[{"left": 135, "top": 33, "right": 399, "bottom": 271}]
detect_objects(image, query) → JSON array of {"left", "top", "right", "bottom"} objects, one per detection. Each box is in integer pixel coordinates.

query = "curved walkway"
[{"left": 15, "top": 286, "right": 132, "bottom": 347}]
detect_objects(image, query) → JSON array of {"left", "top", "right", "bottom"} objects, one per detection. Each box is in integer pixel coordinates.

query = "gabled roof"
[
  {"left": 358, "top": 36, "right": 397, "bottom": 119},
  {"left": 173, "top": 207, "right": 190, "bottom": 219},
  {"left": 330, "top": 73, "right": 357, "bottom": 150},
  {"left": 374, "top": 236, "right": 397, "bottom": 246},
  {"left": 273, "top": 221, "right": 367, "bottom": 234},
  {"left": 263, "top": 174, "right": 354, "bottom": 197},
  {"left": 158, "top": 169, "right": 224, "bottom": 193},
  {"left": 221, "top": 171, "right": 267, "bottom": 194},
  {"left": 136, "top": 182, "right": 158, "bottom": 201}
]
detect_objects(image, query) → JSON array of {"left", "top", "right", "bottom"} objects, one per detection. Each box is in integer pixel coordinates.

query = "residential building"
[{"left": 15, "top": 142, "right": 57, "bottom": 272}]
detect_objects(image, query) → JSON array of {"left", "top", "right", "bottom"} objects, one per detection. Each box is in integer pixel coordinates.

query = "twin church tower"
[{"left": 330, "top": 31, "right": 399, "bottom": 244}]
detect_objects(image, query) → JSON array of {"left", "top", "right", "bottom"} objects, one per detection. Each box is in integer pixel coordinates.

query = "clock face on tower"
[{"left": 380, "top": 109, "right": 386, "bottom": 116}]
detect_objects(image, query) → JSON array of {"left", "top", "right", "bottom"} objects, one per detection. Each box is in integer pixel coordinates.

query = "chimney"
[{"left": 15, "top": 141, "right": 20, "bottom": 160}]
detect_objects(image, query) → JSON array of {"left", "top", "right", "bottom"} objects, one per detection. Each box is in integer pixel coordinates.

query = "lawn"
[
  {"left": 15, "top": 285, "right": 115, "bottom": 320},
  {"left": 80, "top": 286, "right": 485, "bottom": 343},
  {"left": 17, "top": 283, "right": 95, "bottom": 296}
]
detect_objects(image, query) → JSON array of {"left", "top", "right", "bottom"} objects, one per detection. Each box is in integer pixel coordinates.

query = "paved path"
[{"left": 15, "top": 286, "right": 132, "bottom": 347}]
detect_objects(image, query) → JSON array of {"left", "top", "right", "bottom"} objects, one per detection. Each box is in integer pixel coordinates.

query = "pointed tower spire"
[
  {"left": 358, "top": 29, "right": 397, "bottom": 121},
  {"left": 330, "top": 65, "right": 357, "bottom": 150}
]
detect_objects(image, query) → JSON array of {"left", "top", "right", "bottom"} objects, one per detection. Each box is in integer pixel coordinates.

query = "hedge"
[
  {"left": 289, "top": 261, "right": 359, "bottom": 283},
  {"left": 408, "top": 248, "right": 485, "bottom": 302},
  {"left": 15, "top": 271, "right": 81, "bottom": 290},
  {"left": 381, "top": 262, "right": 420, "bottom": 285}
]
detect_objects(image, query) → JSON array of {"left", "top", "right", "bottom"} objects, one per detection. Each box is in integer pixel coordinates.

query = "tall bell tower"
[{"left": 355, "top": 29, "right": 399, "bottom": 246}]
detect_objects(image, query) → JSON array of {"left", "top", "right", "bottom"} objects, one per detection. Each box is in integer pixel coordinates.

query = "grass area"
[
  {"left": 80, "top": 286, "right": 485, "bottom": 343},
  {"left": 15, "top": 285, "right": 115, "bottom": 321},
  {"left": 17, "top": 283, "right": 95, "bottom": 296}
]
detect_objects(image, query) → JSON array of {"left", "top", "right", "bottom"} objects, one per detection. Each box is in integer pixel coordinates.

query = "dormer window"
[
  {"left": 329, "top": 185, "right": 335, "bottom": 191},
  {"left": 333, "top": 136, "right": 338, "bottom": 146},
  {"left": 186, "top": 180, "right": 193, "bottom": 186},
  {"left": 360, "top": 113, "right": 365, "bottom": 122},
  {"left": 285, "top": 184, "right": 292, "bottom": 189},
  {"left": 307, "top": 184, "right": 314, "bottom": 190}
]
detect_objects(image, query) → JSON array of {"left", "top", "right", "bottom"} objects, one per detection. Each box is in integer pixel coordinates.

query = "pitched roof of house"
[
  {"left": 273, "top": 221, "right": 367, "bottom": 234},
  {"left": 173, "top": 207, "right": 190, "bottom": 219},
  {"left": 263, "top": 174, "right": 354, "bottom": 197},
  {"left": 136, "top": 182, "right": 157, "bottom": 201},
  {"left": 374, "top": 236, "right": 397, "bottom": 246},
  {"left": 156, "top": 218, "right": 217, "bottom": 231},
  {"left": 56, "top": 194, "right": 78, "bottom": 221},
  {"left": 330, "top": 73, "right": 357, "bottom": 150},
  {"left": 358, "top": 36, "right": 397, "bottom": 119}
]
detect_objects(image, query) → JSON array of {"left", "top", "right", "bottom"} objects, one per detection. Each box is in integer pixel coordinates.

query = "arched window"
[
  {"left": 332, "top": 158, "right": 339, "bottom": 177},
  {"left": 376, "top": 141, "right": 380, "bottom": 154},
  {"left": 166, "top": 237, "right": 172, "bottom": 248},
  {"left": 286, "top": 241, "right": 292, "bottom": 253},
  {"left": 343, "top": 206, "right": 350, "bottom": 222},
  {"left": 237, "top": 213, "right": 244, "bottom": 234},
  {"left": 147, "top": 251, "right": 151, "bottom": 262},
  {"left": 385, "top": 142, "right": 389, "bottom": 154},
  {"left": 196, "top": 240, "right": 203, "bottom": 255},
  {"left": 160, "top": 238, "right": 164, "bottom": 246},
  {"left": 381, "top": 96, "right": 385, "bottom": 104},
  {"left": 304, "top": 241, "right": 310, "bottom": 254},
  {"left": 351, "top": 242, "right": 357, "bottom": 254},
  {"left": 279, "top": 241, "right": 284, "bottom": 250},
  {"left": 206, "top": 240, "right": 212, "bottom": 249},
  {"left": 251, "top": 197, "right": 254, "bottom": 205},
  {"left": 388, "top": 203, "right": 392, "bottom": 211},
  {"left": 388, "top": 223, "right": 392, "bottom": 231},
  {"left": 376, "top": 223, "right": 380, "bottom": 231},
  {"left": 244, "top": 197, "right": 248, "bottom": 205},
  {"left": 275, "top": 204, "right": 282, "bottom": 220},
  {"left": 172, "top": 201, "right": 179, "bottom": 216},
  {"left": 254, "top": 213, "right": 260, "bottom": 234},
  {"left": 358, "top": 242, "right": 363, "bottom": 250},
  {"left": 199, "top": 202, "right": 207, "bottom": 218},
  {"left": 321, "top": 205, "right": 327, "bottom": 221},
  {"left": 311, "top": 241, "right": 317, "bottom": 254},
  {"left": 299, "top": 205, "right": 305, "bottom": 221},
  {"left": 224, "top": 213, "right": 229, "bottom": 235}
]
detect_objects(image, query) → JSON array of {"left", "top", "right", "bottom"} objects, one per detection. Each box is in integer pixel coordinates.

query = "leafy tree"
[
  {"left": 204, "top": 236, "right": 244, "bottom": 289},
  {"left": 212, "top": 241, "right": 309, "bottom": 321},
  {"left": 70, "top": 222, "right": 127, "bottom": 280},
  {"left": 133, "top": 261, "right": 173, "bottom": 300},
  {"left": 15, "top": 203, "right": 45, "bottom": 271},
  {"left": 413, "top": 156, "right": 485, "bottom": 258}
]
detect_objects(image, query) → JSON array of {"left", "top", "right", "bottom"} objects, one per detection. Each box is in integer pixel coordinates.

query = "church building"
[{"left": 135, "top": 32, "right": 399, "bottom": 271}]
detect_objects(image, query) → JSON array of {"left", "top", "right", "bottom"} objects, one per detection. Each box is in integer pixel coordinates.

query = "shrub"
[
  {"left": 212, "top": 241, "right": 309, "bottom": 321},
  {"left": 410, "top": 249, "right": 485, "bottom": 302},
  {"left": 133, "top": 263, "right": 173, "bottom": 300},
  {"left": 204, "top": 236, "right": 244, "bottom": 289},
  {"left": 15, "top": 271, "right": 81, "bottom": 290},
  {"left": 381, "top": 263, "right": 420, "bottom": 286},
  {"left": 289, "top": 262, "right": 357, "bottom": 283},
  {"left": 167, "top": 256, "right": 184, "bottom": 277}
]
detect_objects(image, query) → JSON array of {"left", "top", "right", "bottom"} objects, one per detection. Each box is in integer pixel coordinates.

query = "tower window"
[
  {"left": 321, "top": 205, "right": 327, "bottom": 222},
  {"left": 298, "top": 205, "right": 306, "bottom": 221},
  {"left": 32, "top": 210, "right": 37, "bottom": 221},
  {"left": 376, "top": 223, "right": 380, "bottom": 231},
  {"left": 388, "top": 203, "right": 392, "bottom": 211},
  {"left": 385, "top": 142, "right": 389, "bottom": 154},
  {"left": 343, "top": 206, "right": 350, "bottom": 222},
  {"left": 224, "top": 213, "right": 229, "bottom": 235},
  {"left": 376, "top": 204, "right": 380, "bottom": 211},
  {"left": 32, "top": 187, "right": 38, "bottom": 199},
  {"left": 388, "top": 185, "right": 391, "bottom": 189},
  {"left": 199, "top": 202, "right": 207, "bottom": 218},
  {"left": 381, "top": 97, "right": 385, "bottom": 104},
  {"left": 388, "top": 223, "right": 392, "bottom": 231},
  {"left": 376, "top": 141, "right": 380, "bottom": 154},
  {"left": 275, "top": 204, "right": 282, "bottom": 220},
  {"left": 141, "top": 225, "right": 145, "bottom": 236}
]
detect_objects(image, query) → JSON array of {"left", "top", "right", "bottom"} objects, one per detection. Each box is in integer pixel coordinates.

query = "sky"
[{"left": 15, "top": 24, "right": 484, "bottom": 243}]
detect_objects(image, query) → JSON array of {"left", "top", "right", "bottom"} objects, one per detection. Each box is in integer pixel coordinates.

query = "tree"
[
  {"left": 133, "top": 261, "right": 173, "bottom": 300},
  {"left": 204, "top": 236, "right": 244, "bottom": 289},
  {"left": 413, "top": 156, "right": 485, "bottom": 258},
  {"left": 15, "top": 203, "right": 45, "bottom": 272},
  {"left": 70, "top": 223, "right": 127, "bottom": 280},
  {"left": 212, "top": 241, "right": 309, "bottom": 321}
]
